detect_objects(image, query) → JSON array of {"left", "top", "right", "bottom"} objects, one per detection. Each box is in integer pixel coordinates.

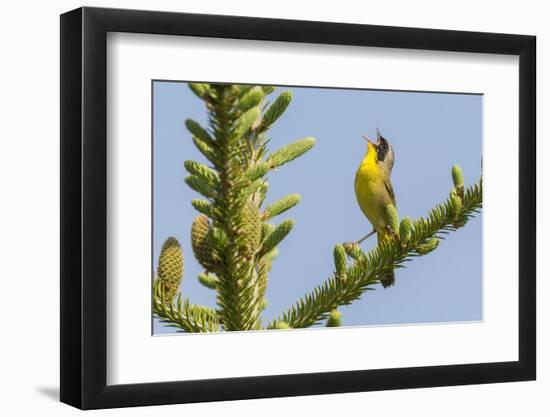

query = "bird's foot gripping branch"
[{"left": 153, "top": 83, "right": 483, "bottom": 332}]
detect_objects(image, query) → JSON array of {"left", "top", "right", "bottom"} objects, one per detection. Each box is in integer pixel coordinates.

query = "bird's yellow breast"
[{"left": 354, "top": 150, "right": 391, "bottom": 232}]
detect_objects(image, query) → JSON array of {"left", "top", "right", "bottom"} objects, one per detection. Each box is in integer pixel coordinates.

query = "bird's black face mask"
[{"left": 376, "top": 136, "right": 390, "bottom": 162}]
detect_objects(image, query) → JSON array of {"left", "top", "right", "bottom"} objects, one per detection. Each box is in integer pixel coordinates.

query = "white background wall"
[{"left": 0, "top": 0, "right": 545, "bottom": 415}]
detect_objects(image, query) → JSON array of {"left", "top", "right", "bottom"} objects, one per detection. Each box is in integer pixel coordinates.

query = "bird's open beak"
[
  {"left": 362, "top": 134, "right": 376, "bottom": 147},
  {"left": 376, "top": 127, "right": 382, "bottom": 144}
]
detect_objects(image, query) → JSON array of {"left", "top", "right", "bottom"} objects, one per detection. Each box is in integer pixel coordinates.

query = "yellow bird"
[{"left": 354, "top": 128, "right": 396, "bottom": 288}]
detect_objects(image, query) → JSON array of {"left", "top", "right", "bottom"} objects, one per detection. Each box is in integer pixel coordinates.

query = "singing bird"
[{"left": 354, "top": 128, "right": 396, "bottom": 288}]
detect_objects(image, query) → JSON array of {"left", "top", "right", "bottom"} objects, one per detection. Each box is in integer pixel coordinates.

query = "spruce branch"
[
  {"left": 185, "top": 119, "right": 214, "bottom": 145},
  {"left": 262, "top": 86, "right": 276, "bottom": 95},
  {"left": 399, "top": 217, "right": 412, "bottom": 244},
  {"left": 245, "top": 162, "right": 271, "bottom": 182},
  {"left": 260, "top": 219, "right": 294, "bottom": 255},
  {"left": 189, "top": 83, "right": 266, "bottom": 330},
  {"left": 239, "top": 86, "right": 265, "bottom": 111},
  {"left": 191, "top": 136, "right": 216, "bottom": 164},
  {"left": 261, "top": 91, "right": 292, "bottom": 129},
  {"left": 452, "top": 164, "right": 465, "bottom": 198},
  {"left": 268, "top": 177, "right": 482, "bottom": 329},
  {"left": 191, "top": 199, "right": 218, "bottom": 220},
  {"left": 333, "top": 244, "right": 347, "bottom": 277},
  {"left": 198, "top": 272, "right": 219, "bottom": 290},
  {"left": 263, "top": 194, "right": 301, "bottom": 220},
  {"left": 153, "top": 280, "right": 220, "bottom": 332},
  {"left": 188, "top": 83, "right": 211, "bottom": 100},
  {"left": 185, "top": 175, "right": 217, "bottom": 199},
  {"left": 177, "top": 83, "right": 315, "bottom": 331},
  {"left": 268, "top": 137, "right": 316, "bottom": 168},
  {"left": 184, "top": 161, "right": 219, "bottom": 191},
  {"left": 235, "top": 106, "right": 262, "bottom": 139}
]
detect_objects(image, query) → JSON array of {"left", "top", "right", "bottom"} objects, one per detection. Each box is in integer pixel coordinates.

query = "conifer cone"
[
  {"left": 191, "top": 214, "right": 218, "bottom": 271},
  {"left": 157, "top": 237, "right": 184, "bottom": 301},
  {"left": 241, "top": 201, "right": 262, "bottom": 258}
]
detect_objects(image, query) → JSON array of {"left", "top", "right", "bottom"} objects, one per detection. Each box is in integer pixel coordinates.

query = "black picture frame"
[{"left": 60, "top": 6, "right": 536, "bottom": 410}]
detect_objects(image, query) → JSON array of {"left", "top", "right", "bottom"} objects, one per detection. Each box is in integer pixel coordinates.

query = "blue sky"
[{"left": 153, "top": 81, "right": 482, "bottom": 334}]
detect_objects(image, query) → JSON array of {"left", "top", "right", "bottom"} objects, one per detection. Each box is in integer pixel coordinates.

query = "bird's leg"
[
  {"left": 386, "top": 224, "right": 399, "bottom": 240},
  {"left": 356, "top": 229, "right": 376, "bottom": 245}
]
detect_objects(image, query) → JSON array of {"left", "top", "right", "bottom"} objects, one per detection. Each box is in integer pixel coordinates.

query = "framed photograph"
[{"left": 60, "top": 6, "right": 536, "bottom": 409}]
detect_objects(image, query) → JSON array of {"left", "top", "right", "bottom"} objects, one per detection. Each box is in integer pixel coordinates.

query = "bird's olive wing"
[{"left": 384, "top": 179, "right": 396, "bottom": 206}]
